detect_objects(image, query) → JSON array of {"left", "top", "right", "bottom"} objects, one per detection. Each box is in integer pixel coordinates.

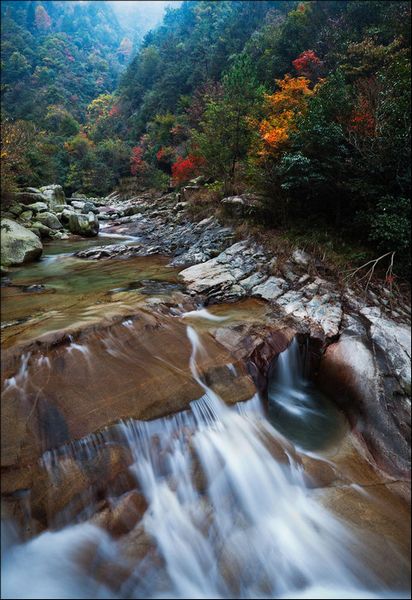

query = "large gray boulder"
[
  {"left": 67, "top": 212, "right": 99, "bottom": 237},
  {"left": 57, "top": 207, "right": 76, "bottom": 225},
  {"left": 1, "top": 219, "right": 43, "bottom": 266},
  {"left": 39, "top": 184, "right": 66, "bottom": 212},
  {"left": 35, "top": 211, "right": 63, "bottom": 230}
]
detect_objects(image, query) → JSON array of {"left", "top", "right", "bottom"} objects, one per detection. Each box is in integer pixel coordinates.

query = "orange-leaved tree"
[{"left": 256, "top": 75, "right": 314, "bottom": 158}]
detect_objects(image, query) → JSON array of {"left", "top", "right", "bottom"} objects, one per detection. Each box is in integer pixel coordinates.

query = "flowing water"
[
  {"left": 267, "top": 338, "right": 347, "bottom": 451},
  {"left": 1, "top": 236, "right": 410, "bottom": 599}
]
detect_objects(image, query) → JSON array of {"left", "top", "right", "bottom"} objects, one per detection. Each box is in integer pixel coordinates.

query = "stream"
[{"left": 1, "top": 234, "right": 410, "bottom": 599}]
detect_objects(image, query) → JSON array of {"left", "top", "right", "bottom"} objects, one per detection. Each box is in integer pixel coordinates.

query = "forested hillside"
[
  {"left": 115, "top": 0, "right": 410, "bottom": 274},
  {"left": 1, "top": 0, "right": 410, "bottom": 273}
]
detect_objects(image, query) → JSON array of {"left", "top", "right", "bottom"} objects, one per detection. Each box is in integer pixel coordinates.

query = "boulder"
[
  {"left": 71, "top": 200, "right": 85, "bottom": 210},
  {"left": 1, "top": 219, "right": 43, "bottom": 266},
  {"left": 67, "top": 211, "right": 99, "bottom": 237},
  {"left": 19, "top": 210, "right": 33, "bottom": 222},
  {"left": 292, "top": 249, "right": 311, "bottom": 267},
  {"left": 57, "top": 207, "right": 76, "bottom": 225},
  {"left": 27, "top": 202, "right": 48, "bottom": 213},
  {"left": 7, "top": 204, "right": 24, "bottom": 217},
  {"left": 14, "top": 191, "right": 47, "bottom": 206},
  {"left": 83, "top": 201, "right": 99, "bottom": 214},
  {"left": 39, "top": 184, "right": 66, "bottom": 211},
  {"left": 31, "top": 222, "right": 55, "bottom": 239},
  {"left": 36, "top": 211, "right": 63, "bottom": 230},
  {"left": 221, "top": 194, "right": 261, "bottom": 217}
]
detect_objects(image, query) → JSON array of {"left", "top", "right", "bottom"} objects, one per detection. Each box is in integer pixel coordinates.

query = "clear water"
[
  {"left": 1, "top": 323, "right": 409, "bottom": 599},
  {"left": 1, "top": 234, "right": 180, "bottom": 345}
]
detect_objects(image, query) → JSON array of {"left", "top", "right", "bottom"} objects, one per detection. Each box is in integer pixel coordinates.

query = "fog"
[{"left": 109, "top": 1, "right": 182, "bottom": 37}]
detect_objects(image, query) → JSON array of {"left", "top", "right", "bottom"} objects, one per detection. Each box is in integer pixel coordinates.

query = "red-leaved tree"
[
  {"left": 292, "top": 50, "right": 322, "bottom": 81},
  {"left": 130, "top": 146, "right": 149, "bottom": 176},
  {"left": 171, "top": 154, "right": 205, "bottom": 185}
]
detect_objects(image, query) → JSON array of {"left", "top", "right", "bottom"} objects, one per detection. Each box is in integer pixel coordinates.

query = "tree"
[
  {"left": 256, "top": 75, "right": 313, "bottom": 158},
  {"left": 193, "top": 55, "right": 264, "bottom": 188},
  {"left": 35, "top": 5, "right": 52, "bottom": 31},
  {"left": 1, "top": 119, "right": 36, "bottom": 194}
]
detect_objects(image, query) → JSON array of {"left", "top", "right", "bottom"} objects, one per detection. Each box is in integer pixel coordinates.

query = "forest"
[{"left": 1, "top": 0, "right": 411, "bottom": 273}]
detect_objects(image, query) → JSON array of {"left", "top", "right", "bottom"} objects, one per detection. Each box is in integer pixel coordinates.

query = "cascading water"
[
  {"left": 1, "top": 323, "right": 409, "bottom": 599},
  {"left": 267, "top": 338, "right": 346, "bottom": 451}
]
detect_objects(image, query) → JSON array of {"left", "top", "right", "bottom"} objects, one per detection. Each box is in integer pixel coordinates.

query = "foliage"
[
  {"left": 1, "top": 119, "right": 36, "bottom": 193},
  {"left": 171, "top": 154, "right": 205, "bottom": 185}
]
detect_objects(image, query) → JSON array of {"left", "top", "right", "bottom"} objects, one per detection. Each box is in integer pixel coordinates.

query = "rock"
[
  {"left": 68, "top": 212, "right": 99, "bottom": 237},
  {"left": 1, "top": 311, "right": 256, "bottom": 487},
  {"left": 275, "top": 278, "right": 343, "bottom": 339},
  {"left": 174, "top": 201, "right": 189, "bottom": 212},
  {"left": 360, "top": 307, "right": 411, "bottom": 390},
  {"left": 31, "top": 222, "right": 54, "bottom": 239},
  {"left": 1, "top": 219, "right": 43, "bottom": 266},
  {"left": 76, "top": 244, "right": 142, "bottom": 260},
  {"left": 39, "top": 184, "right": 66, "bottom": 211},
  {"left": 221, "top": 195, "right": 245, "bottom": 216},
  {"left": 319, "top": 315, "right": 411, "bottom": 477},
  {"left": 83, "top": 201, "right": 99, "bottom": 214},
  {"left": 14, "top": 191, "right": 47, "bottom": 206},
  {"left": 239, "top": 272, "right": 267, "bottom": 291},
  {"left": 292, "top": 249, "right": 311, "bottom": 267},
  {"left": 26, "top": 202, "right": 48, "bottom": 213},
  {"left": 71, "top": 200, "right": 85, "bottom": 210},
  {"left": 7, "top": 203, "right": 24, "bottom": 217},
  {"left": 221, "top": 194, "right": 261, "bottom": 217},
  {"left": 189, "top": 175, "right": 206, "bottom": 185},
  {"left": 35, "top": 211, "right": 63, "bottom": 230},
  {"left": 51, "top": 231, "right": 70, "bottom": 240},
  {"left": 180, "top": 241, "right": 266, "bottom": 300},
  {"left": 252, "top": 276, "right": 288, "bottom": 300},
  {"left": 92, "top": 491, "right": 148, "bottom": 538},
  {"left": 19, "top": 210, "right": 33, "bottom": 222},
  {"left": 58, "top": 207, "right": 76, "bottom": 224}
]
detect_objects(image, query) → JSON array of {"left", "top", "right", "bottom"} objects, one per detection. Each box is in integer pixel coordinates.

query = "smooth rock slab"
[{"left": 319, "top": 315, "right": 411, "bottom": 477}]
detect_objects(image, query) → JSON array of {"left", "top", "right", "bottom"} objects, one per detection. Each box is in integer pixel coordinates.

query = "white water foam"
[{"left": 1, "top": 328, "right": 409, "bottom": 599}]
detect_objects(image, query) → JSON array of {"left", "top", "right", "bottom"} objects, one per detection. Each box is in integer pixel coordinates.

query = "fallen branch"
[{"left": 344, "top": 251, "right": 395, "bottom": 296}]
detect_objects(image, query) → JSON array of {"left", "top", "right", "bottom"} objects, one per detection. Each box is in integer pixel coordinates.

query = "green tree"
[{"left": 193, "top": 55, "right": 264, "bottom": 188}]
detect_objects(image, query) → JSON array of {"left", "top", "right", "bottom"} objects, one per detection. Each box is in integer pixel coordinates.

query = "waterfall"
[
  {"left": 267, "top": 338, "right": 346, "bottom": 451},
  {"left": 1, "top": 326, "right": 408, "bottom": 599}
]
